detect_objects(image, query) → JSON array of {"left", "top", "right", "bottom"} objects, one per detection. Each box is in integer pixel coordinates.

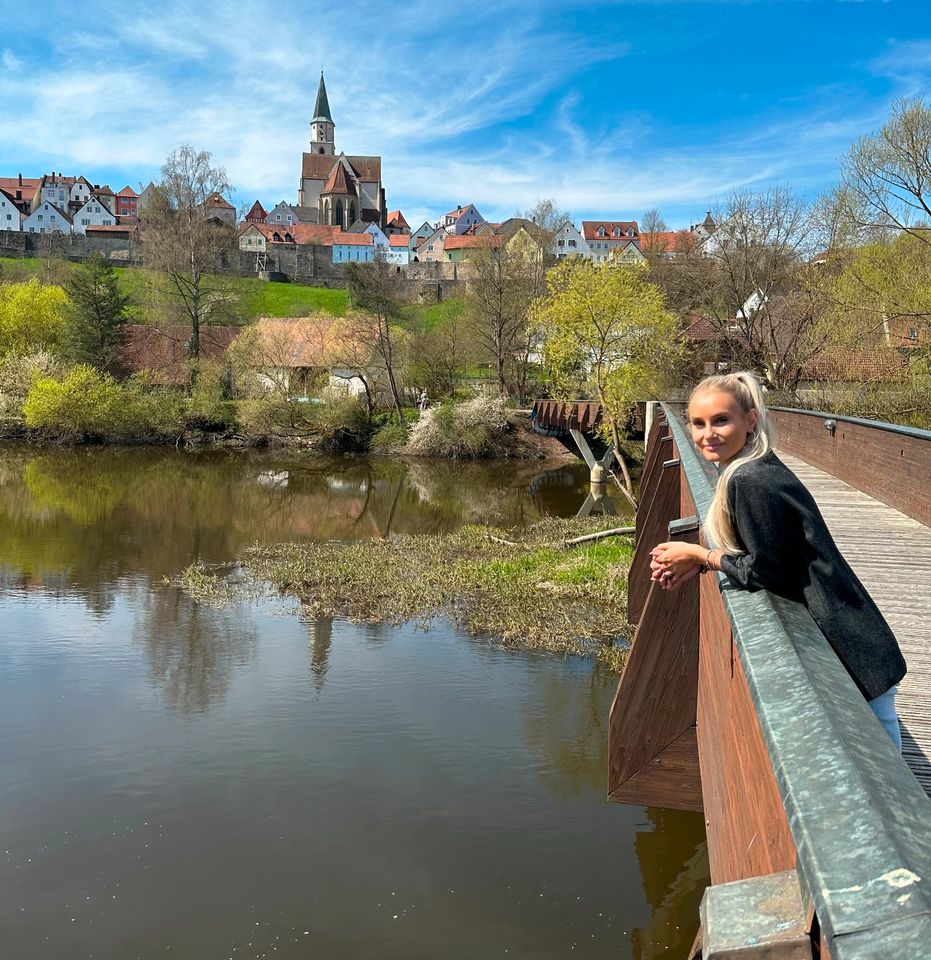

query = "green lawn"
[{"left": 0, "top": 256, "right": 349, "bottom": 321}]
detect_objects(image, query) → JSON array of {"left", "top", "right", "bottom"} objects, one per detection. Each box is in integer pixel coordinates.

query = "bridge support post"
[{"left": 699, "top": 870, "right": 812, "bottom": 958}]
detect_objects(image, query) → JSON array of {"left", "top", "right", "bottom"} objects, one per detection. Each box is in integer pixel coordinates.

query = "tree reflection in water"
[
  {"left": 307, "top": 616, "right": 333, "bottom": 694},
  {"left": 133, "top": 585, "right": 257, "bottom": 714}
]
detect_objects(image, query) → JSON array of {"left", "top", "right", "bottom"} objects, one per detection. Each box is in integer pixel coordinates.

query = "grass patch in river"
[{"left": 179, "top": 518, "right": 634, "bottom": 670}]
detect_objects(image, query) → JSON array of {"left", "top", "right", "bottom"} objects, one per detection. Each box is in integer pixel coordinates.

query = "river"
[{"left": 0, "top": 444, "right": 708, "bottom": 959}]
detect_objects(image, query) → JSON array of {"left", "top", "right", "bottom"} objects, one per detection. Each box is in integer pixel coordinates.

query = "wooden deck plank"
[{"left": 778, "top": 451, "right": 931, "bottom": 797}]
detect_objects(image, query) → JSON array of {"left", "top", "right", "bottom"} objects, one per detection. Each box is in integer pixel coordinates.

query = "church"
[{"left": 297, "top": 73, "right": 387, "bottom": 230}]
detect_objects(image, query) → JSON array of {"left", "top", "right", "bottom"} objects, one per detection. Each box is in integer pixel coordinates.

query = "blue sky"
[{"left": 1, "top": 0, "right": 928, "bottom": 229}]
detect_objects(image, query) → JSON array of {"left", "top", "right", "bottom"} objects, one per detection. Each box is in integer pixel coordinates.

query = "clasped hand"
[{"left": 649, "top": 541, "right": 703, "bottom": 591}]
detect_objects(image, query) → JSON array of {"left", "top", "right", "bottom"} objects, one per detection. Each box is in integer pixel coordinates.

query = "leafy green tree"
[
  {"left": 532, "top": 258, "right": 683, "bottom": 500},
  {"left": 0, "top": 278, "right": 68, "bottom": 356},
  {"left": 62, "top": 253, "right": 131, "bottom": 373}
]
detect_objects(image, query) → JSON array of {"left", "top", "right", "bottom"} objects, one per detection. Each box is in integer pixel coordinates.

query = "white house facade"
[
  {"left": 23, "top": 200, "right": 72, "bottom": 234},
  {"left": 552, "top": 221, "right": 590, "bottom": 260},
  {"left": 582, "top": 221, "right": 643, "bottom": 264},
  {"left": 72, "top": 196, "right": 116, "bottom": 235},
  {"left": 443, "top": 203, "right": 484, "bottom": 234},
  {"left": 0, "top": 189, "right": 22, "bottom": 231}
]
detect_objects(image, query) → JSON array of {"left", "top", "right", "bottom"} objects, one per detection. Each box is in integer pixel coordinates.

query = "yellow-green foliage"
[
  {"left": 531, "top": 257, "right": 682, "bottom": 423},
  {"left": 0, "top": 350, "right": 66, "bottom": 426},
  {"left": 22, "top": 366, "right": 186, "bottom": 441},
  {"left": 0, "top": 279, "right": 68, "bottom": 356},
  {"left": 532, "top": 258, "right": 684, "bottom": 435}
]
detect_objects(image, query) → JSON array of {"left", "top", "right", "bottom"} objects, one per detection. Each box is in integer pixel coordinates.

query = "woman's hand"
[{"left": 650, "top": 541, "right": 706, "bottom": 591}]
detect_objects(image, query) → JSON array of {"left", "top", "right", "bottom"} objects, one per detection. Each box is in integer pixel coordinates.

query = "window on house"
[
  {"left": 38, "top": 214, "right": 43, "bottom": 221},
  {"left": 613, "top": 227, "right": 621, "bottom": 237},
  {"left": 598, "top": 227, "right": 605, "bottom": 237},
  {"left": 908, "top": 327, "right": 918, "bottom": 340},
  {"left": 276, "top": 214, "right": 281, "bottom": 221},
  {"left": 82, "top": 219, "right": 90, "bottom": 225},
  {"left": 627, "top": 227, "right": 634, "bottom": 237},
  {"left": 5, "top": 215, "right": 10, "bottom": 221}
]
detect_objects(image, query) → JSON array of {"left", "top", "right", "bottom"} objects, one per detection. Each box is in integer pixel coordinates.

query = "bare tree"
[
  {"left": 840, "top": 97, "right": 931, "bottom": 246},
  {"left": 141, "top": 145, "right": 237, "bottom": 382},
  {"left": 522, "top": 197, "right": 572, "bottom": 242},
  {"left": 465, "top": 237, "right": 540, "bottom": 399},
  {"left": 667, "top": 186, "right": 822, "bottom": 390},
  {"left": 345, "top": 256, "right": 408, "bottom": 424}
]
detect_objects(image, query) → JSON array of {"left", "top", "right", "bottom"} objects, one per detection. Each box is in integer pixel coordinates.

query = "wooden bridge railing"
[{"left": 609, "top": 403, "right": 931, "bottom": 959}]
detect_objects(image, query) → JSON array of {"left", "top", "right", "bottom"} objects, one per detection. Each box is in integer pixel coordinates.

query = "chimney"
[
  {"left": 457, "top": 205, "right": 462, "bottom": 212},
  {"left": 18, "top": 173, "right": 22, "bottom": 186}
]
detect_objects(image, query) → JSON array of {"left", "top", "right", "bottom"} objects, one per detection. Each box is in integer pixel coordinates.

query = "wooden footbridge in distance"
[{"left": 609, "top": 404, "right": 931, "bottom": 960}]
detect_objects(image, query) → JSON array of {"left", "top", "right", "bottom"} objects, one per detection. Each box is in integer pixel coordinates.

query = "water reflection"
[
  {"left": 134, "top": 585, "right": 258, "bottom": 713},
  {"left": 0, "top": 443, "right": 705, "bottom": 960}
]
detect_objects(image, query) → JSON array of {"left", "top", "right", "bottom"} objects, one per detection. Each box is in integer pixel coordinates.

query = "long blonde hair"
[{"left": 690, "top": 371, "right": 776, "bottom": 554}]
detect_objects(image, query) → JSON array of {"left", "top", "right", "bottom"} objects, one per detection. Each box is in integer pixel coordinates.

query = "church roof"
[
  {"left": 302, "top": 153, "right": 381, "bottom": 183},
  {"left": 321, "top": 163, "right": 355, "bottom": 196},
  {"left": 312, "top": 72, "right": 333, "bottom": 123}
]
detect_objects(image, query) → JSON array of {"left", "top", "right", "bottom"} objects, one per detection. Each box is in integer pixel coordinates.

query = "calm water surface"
[{"left": 0, "top": 445, "right": 708, "bottom": 959}]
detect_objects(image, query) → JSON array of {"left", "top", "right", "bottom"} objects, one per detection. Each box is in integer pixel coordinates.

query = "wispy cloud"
[{"left": 0, "top": 0, "right": 923, "bottom": 227}]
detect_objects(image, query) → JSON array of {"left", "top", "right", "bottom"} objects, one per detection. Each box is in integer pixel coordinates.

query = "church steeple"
[
  {"left": 312, "top": 72, "right": 332, "bottom": 123},
  {"left": 310, "top": 72, "right": 335, "bottom": 156}
]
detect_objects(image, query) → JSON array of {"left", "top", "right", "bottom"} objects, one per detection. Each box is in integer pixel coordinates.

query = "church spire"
[
  {"left": 309, "top": 71, "right": 335, "bottom": 156},
  {"left": 312, "top": 72, "right": 332, "bottom": 123}
]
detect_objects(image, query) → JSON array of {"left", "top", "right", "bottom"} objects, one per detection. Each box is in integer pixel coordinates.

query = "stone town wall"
[{"left": 0, "top": 229, "right": 465, "bottom": 299}]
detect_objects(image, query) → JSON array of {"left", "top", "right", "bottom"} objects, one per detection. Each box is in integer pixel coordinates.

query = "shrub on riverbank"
[
  {"left": 22, "top": 366, "right": 186, "bottom": 441},
  {"left": 404, "top": 395, "right": 511, "bottom": 459}
]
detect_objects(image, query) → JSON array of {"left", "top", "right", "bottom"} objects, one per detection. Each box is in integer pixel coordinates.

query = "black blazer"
[{"left": 717, "top": 451, "right": 906, "bottom": 701}]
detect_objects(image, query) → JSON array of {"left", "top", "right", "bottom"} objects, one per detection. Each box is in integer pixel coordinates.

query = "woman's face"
[{"left": 688, "top": 388, "right": 758, "bottom": 465}]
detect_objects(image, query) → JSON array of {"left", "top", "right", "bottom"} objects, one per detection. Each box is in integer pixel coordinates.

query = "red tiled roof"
[
  {"left": 301, "top": 153, "right": 381, "bottom": 182},
  {"left": 386, "top": 209, "right": 408, "bottom": 228},
  {"left": 321, "top": 163, "right": 355, "bottom": 195},
  {"left": 120, "top": 325, "right": 240, "bottom": 385},
  {"left": 641, "top": 230, "right": 695, "bottom": 253},
  {"left": 117, "top": 185, "right": 138, "bottom": 197},
  {"left": 204, "top": 191, "right": 234, "bottom": 209},
  {"left": 251, "top": 316, "right": 343, "bottom": 369},
  {"left": 443, "top": 234, "right": 502, "bottom": 250},
  {"left": 245, "top": 200, "right": 267, "bottom": 221},
  {"left": 682, "top": 316, "right": 720, "bottom": 342},
  {"left": 388, "top": 234, "right": 409, "bottom": 247},
  {"left": 242, "top": 222, "right": 373, "bottom": 246},
  {"left": 581, "top": 220, "right": 640, "bottom": 241},
  {"left": 802, "top": 350, "right": 911, "bottom": 383},
  {"left": 0, "top": 177, "right": 39, "bottom": 202}
]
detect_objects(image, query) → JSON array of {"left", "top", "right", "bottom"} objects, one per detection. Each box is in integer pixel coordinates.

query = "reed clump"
[{"left": 240, "top": 517, "right": 634, "bottom": 669}]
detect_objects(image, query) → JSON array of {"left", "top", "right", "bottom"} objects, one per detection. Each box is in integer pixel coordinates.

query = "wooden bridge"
[{"left": 610, "top": 404, "right": 931, "bottom": 959}]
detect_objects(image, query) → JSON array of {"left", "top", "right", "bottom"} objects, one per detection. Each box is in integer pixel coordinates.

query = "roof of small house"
[
  {"left": 204, "top": 191, "right": 234, "bottom": 209},
  {"left": 582, "top": 220, "right": 640, "bottom": 241},
  {"left": 117, "top": 185, "right": 138, "bottom": 198},
  {"left": 245, "top": 200, "right": 267, "bottom": 221},
  {"left": 0, "top": 177, "right": 40, "bottom": 203},
  {"left": 85, "top": 223, "right": 136, "bottom": 234},
  {"left": 94, "top": 184, "right": 115, "bottom": 196},
  {"left": 251, "top": 316, "right": 344, "bottom": 369},
  {"left": 389, "top": 234, "right": 410, "bottom": 247},
  {"left": 28, "top": 201, "right": 72, "bottom": 223},
  {"left": 641, "top": 230, "right": 695, "bottom": 253},
  {"left": 802, "top": 350, "right": 911, "bottom": 383},
  {"left": 120, "top": 324, "right": 240, "bottom": 384},
  {"left": 242, "top": 222, "right": 373, "bottom": 246},
  {"left": 386, "top": 209, "right": 408, "bottom": 229},
  {"left": 443, "top": 233, "right": 502, "bottom": 250}
]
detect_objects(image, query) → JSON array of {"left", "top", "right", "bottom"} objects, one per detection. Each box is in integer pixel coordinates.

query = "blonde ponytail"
[{"left": 692, "top": 371, "right": 776, "bottom": 554}]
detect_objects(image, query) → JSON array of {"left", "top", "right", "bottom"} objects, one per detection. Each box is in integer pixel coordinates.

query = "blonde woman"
[{"left": 649, "top": 372, "right": 907, "bottom": 749}]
